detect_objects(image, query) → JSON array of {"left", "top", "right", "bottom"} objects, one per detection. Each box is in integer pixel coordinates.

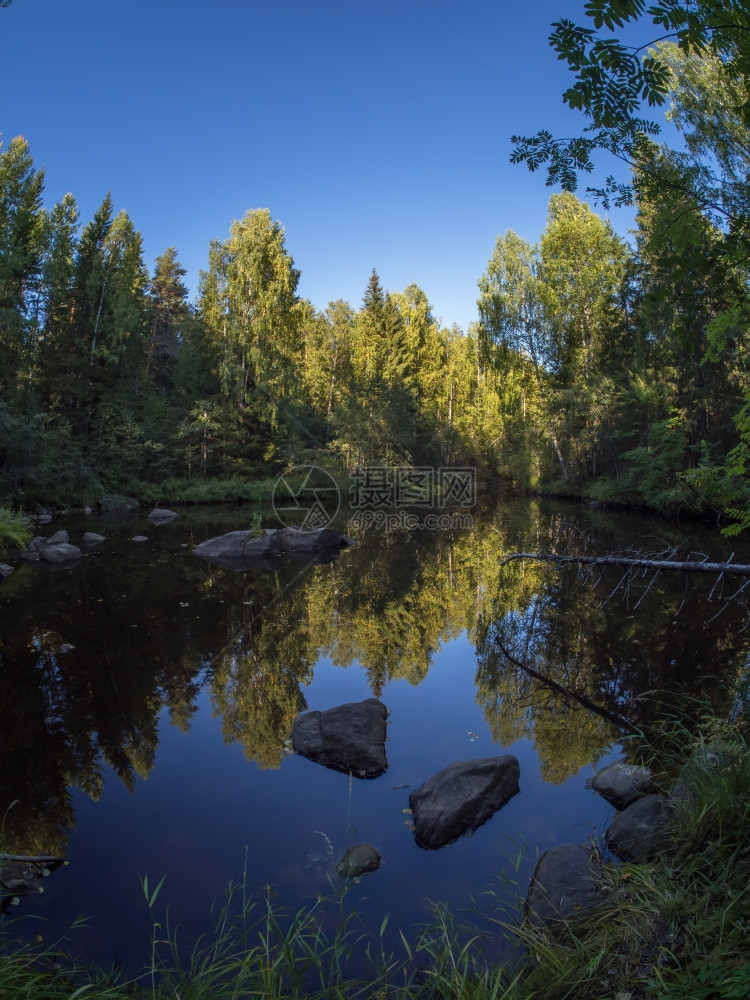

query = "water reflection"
[{"left": 1, "top": 499, "right": 748, "bottom": 905}]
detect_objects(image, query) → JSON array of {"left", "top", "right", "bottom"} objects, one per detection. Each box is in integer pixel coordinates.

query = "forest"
[{"left": 1, "top": 38, "right": 750, "bottom": 531}]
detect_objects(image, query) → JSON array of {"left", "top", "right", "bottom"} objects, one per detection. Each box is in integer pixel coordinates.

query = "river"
[{"left": 1, "top": 495, "right": 748, "bottom": 973}]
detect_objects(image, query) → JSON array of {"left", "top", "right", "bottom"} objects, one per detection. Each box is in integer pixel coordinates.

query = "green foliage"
[{"left": 0, "top": 506, "right": 31, "bottom": 554}]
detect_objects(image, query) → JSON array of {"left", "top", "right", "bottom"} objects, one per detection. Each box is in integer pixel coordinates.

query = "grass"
[{"left": 2, "top": 708, "right": 750, "bottom": 999}]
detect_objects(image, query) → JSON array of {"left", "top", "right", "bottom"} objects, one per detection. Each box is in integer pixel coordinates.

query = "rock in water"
[
  {"left": 605, "top": 794, "right": 670, "bottom": 861},
  {"left": 292, "top": 699, "right": 388, "bottom": 777},
  {"left": 525, "top": 844, "right": 604, "bottom": 926},
  {"left": 27, "top": 530, "right": 82, "bottom": 564},
  {"left": 193, "top": 527, "right": 354, "bottom": 567},
  {"left": 83, "top": 532, "right": 106, "bottom": 545},
  {"left": 148, "top": 508, "right": 179, "bottom": 523},
  {"left": 589, "top": 762, "right": 653, "bottom": 810},
  {"left": 337, "top": 844, "right": 381, "bottom": 878},
  {"left": 409, "top": 756, "right": 520, "bottom": 850}
]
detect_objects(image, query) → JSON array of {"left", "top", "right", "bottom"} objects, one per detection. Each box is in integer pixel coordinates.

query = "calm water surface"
[{"left": 1, "top": 496, "right": 748, "bottom": 971}]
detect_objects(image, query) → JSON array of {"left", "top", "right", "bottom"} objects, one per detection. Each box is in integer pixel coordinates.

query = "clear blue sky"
[{"left": 2, "top": 0, "right": 638, "bottom": 332}]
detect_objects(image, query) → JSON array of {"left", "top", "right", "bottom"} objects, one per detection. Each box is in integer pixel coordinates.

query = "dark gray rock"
[
  {"left": 45, "top": 530, "right": 69, "bottom": 546},
  {"left": 525, "top": 844, "right": 604, "bottom": 926},
  {"left": 409, "top": 756, "right": 520, "bottom": 850},
  {"left": 148, "top": 508, "right": 179, "bottom": 523},
  {"left": 28, "top": 531, "right": 82, "bottom": 563},
  {"left": 292, "top": 698, "right": 388, "bottom": 778},
  {"left": 589, "top": 762, "right": 653, "bottom": 810},
  {"left": 38, "top": 543, "right": 82, "bottom": 563},
  {"left": 193, "top": 527, "right": 354, "bottom": 568},
  {"left": 605, "top": 794, "right": 670, "bottom": 861},
  {"left": 132, "top": 535, "right": 149, "bottom": 543},
  {"left": 83, "top": 532, "right": 106, "bottom": 545},
  {"left": 337, "top": 844, "right": 381, "bottom": 879},
  {"left": 0, "top": 563, "right": 13, "bottom": 578}
]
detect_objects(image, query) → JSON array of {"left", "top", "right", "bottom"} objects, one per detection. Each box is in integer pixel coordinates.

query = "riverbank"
[{"left": 2, "top": 706, "right": 748, "bottom": 1000}]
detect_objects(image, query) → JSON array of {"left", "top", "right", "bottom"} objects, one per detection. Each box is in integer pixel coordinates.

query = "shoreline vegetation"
[{"left": 2, "top": 705, "right": 748, "bottom": 1000}]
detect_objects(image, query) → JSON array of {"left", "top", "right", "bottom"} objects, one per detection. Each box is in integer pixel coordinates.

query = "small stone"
[
  {"left": 148, "top": 508, "right": 179, "bottom": 523},
  {"left": 59, "top": 643, "right": 74, "bottom": 654},
  {"left": 0, "top": 563, "right": 14, "bottom": 578},
  {"left": 336, "top": 844, "right": 381, "bottom": 879},
  {"left": 83, "top": 532, "right": 106, "bottom": 545},
  {"left": 132, "top": 536, "right": 149, "bottom": 543}
]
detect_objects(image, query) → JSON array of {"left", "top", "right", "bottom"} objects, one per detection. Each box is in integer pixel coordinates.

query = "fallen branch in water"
[
  {"left": 495, "top": 641, "right": 644, "bottom": 737},
  {"left": 0, "top": 853, "right": 66, "bottom": 865},
  {"left": 499, "top": 552, "right": 750, "bottom": 575}
]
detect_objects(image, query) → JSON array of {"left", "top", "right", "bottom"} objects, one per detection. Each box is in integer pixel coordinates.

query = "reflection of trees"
[
  {"left": 474, "top": 521, "right": 749, "bottom": 783},
  {"left": 2, "top": 502, "right": 749, "bottom": 855}
]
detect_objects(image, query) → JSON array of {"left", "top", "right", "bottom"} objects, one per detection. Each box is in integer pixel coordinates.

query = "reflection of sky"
[{"left": 38, "top": 630, "right": 619, "bottom": 975}]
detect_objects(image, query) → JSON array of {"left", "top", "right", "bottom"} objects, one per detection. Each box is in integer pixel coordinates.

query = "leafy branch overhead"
[{"left": 511, "top": 1, "right": 750, "bottom": 210}]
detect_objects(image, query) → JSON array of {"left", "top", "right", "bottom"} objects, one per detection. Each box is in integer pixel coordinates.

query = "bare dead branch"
[{"left": 500, "top": 552, "right": 750, "bottom": 575}]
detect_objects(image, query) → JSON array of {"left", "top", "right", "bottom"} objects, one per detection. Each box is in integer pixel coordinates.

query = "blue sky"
[{"left": 3, "top": 0, "right": 640, "bottom": 332}]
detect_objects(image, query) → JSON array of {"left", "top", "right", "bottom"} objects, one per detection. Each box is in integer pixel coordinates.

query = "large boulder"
[
  {"left": 589, "top": 762, "right": 654, "bottom": 810},
  {"left": 193, "top": 527, "right": 354, "bottom": 568},
  {"left": 292, "top": 698, "right": 388, "bottom": 778},
  {"left": 605, "top": 794, "right": 671, "bottom": 862},
  {"left": 409, "top": 756, "right": 520, "bottom": 850},
  {"left": 525, "top": 844, "right": 604, "bottom": 926}
]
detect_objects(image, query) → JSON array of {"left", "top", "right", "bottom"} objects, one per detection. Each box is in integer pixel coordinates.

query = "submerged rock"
[
  {"left": 132, "top": 535, "right": 149, "bottom": 543},
  {"left": 525, "top": 844, "right": 604, "bottom": 926},
  {"left": 0, "top": 563, "right": 14, "bottom": 578},
  {"left": 337, "top": 844, "right": 381, "bottom": 879},
  {"left": 589, "top": 762, "right": 654, "bottom": 810},
  {"left": 193, "top": 527, "right": 354, "bottom": 568},
  {"left": 605, "top": 794, "right": 670, "bottom": 861},
  {"left": 83, "top": 532, "right": 106, "bottom": 545},
  {"left": 409, "top": 755, "right": 520, "bottom": 850},
  {"left": 292, "top": 698, "right": 388, "bottom": 778}
]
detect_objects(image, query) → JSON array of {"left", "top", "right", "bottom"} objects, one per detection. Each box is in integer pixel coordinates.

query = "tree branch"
[{"left": 499, "top": 552, "right": 750, "bottom": 575}]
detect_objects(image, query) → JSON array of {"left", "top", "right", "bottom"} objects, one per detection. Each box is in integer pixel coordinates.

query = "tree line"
[{"left": 1, "top": 31, "right": 749, "bottom": 527}]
